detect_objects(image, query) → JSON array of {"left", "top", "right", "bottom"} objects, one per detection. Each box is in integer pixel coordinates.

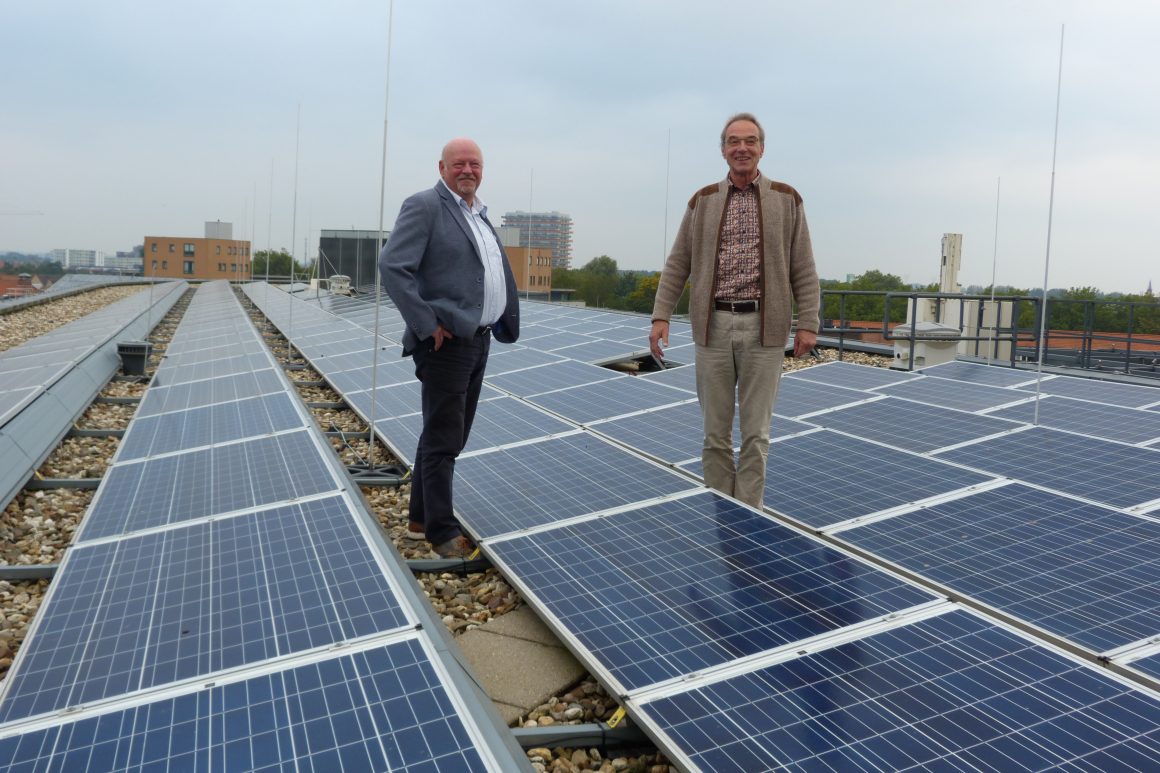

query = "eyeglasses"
[{"left": 725, "top": 137, "right": 760, "bottom": 148}]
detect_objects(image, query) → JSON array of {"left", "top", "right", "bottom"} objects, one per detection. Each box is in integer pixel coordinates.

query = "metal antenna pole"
[
  {"left": 265, "top": 158, "right": 274, "bottom": 304},
  {"left": 1034, "top": 25, "right": 1066, "bottom": 426},
  {"left": 663, "top": 128, "right": 671, "bottom": 265},
  {"left": 986, "top": 177, "right": 1000, "bottom": 364},
  {"left": 287, "top": 104, "right": 301, "bottom": 360},
  {"left": 369, "top": 0, "right": 395, "bottom": 471},
  {"left": 526, "top": 169, "right": 533, "bottom": 299}
]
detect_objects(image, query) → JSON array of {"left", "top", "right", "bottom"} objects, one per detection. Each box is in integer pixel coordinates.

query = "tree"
[{"left": 251, "top": 249, "right": 311, "bottom": 279}]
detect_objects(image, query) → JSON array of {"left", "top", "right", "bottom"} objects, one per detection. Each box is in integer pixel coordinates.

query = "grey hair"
[{"left": 719, "top": 112, "right": 765, "bottom": 149}]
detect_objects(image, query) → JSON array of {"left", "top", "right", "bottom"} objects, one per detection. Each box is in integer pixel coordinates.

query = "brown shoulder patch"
[
  {"left": 687, "top": 182, "right": 720, "bottom": 209},
  {"left": 766, "top": 180, "right": 803, "bottom": 206}
]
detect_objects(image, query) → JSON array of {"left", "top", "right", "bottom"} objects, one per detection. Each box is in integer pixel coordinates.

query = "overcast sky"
[{"left": 3, "top": 1, "right": 1157, "bottom": 293}]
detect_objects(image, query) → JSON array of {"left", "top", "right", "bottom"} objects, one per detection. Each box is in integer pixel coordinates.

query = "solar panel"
[
  {"left": 527, "top": 378, "right": 694, "bottom": 423},
  {"left": 635, "top": 608, "right": 1160, "bottom": 772},
  {"left": 784, "top": 360, "right": 920, "bottom": 390},
  {"left": 483, "top": 346, "right": 567, "bottom": 374},
  {"left": 590, "top": 402, "right": 813, "bottom": 466},
  {"left": 1129, "top": 651, "right": 1160, "bottom": 681},
  {"left": 1035, "top": 375, "right": 1160, "bottom": 408},
  {"left": 934, "top": 426, "right": 1160, "bottom": 510},
  {"left": 0, "top": 496, "right": 410, "bottom": 722},
  {"left": 772, "top": 376, "right": 871, "bottom": 418},
  {"left": 154, "top": 353, "right": 270, "bottom": 387},
  {"left": 0, "top": 638, "right": 493, "bottom": 771},
  {"left": 919, "top": 360, "right": 1043, "bottom": 386},
  {"left": 487, "top": 490, "right": 936, "bottom": 693},
  {"left": 374, "top": 396, "right": 575, "bottom": 465},
  {"left": 549, "top": 339, "right": 645, "bottom": 363},
  {"left": 987, "top": 394, "right": 1160, "bottom": 445},
  {"left": 118, "top": 392, "right": 306, "bottom": 461},
  {"left": 759, "top": 430, "right": 996, "bottom": 530},
  {"left": 453, "top": 433, "right": 699, "bottom": 539},
  {"left": 873, "top": 376, "right": 1032, "bottom": 412},
  {"left": 485, "top": 359, "right": 624, "bottom": 397},
  {"left": 836, "top": 483, "right": 1160, "bottom": 653},
  {"left": 638, "top": 364, "right": 698, "bottom": 394},
  {"left": 79, "top": 430, "right": 340, "bottom": 541},
  {"left": 805, "top": 397, "right": 1020, "bottom": 453}
]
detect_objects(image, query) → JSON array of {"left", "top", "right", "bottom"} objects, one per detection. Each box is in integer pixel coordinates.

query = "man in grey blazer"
[{"left": 379, "top": 137, "right": 520, "bottom": 557}]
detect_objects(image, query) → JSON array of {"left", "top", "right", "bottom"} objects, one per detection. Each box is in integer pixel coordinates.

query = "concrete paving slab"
[{"left": 458, "top": 606, "right": 585, "bottom": 724}]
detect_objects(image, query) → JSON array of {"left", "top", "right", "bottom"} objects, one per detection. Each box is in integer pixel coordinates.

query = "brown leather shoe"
[
  {"left": 404, "top": 522, "right": 426, "bottom": 541},
  {"left": 432, "top": 536, "right": 474, "bottom": 558}
]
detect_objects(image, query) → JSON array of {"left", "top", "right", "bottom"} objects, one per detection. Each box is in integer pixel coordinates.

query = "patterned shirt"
[{"left": 715, "top": 176, "right": 762, "bottom": 301}]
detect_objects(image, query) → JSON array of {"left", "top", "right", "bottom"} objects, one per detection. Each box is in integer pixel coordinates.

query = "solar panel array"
[
  {"left": 244, "top": 284, "right": 1160, "bottom": 770},
  {"left": 0, "top": 282, "right": 524, "bottom": 770},
  {"left": 0, "top": 281, "right": 187, "bottom": 516}
]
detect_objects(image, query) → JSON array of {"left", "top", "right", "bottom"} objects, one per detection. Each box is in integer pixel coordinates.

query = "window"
[
  {"left": 161, "top": 260, "right": 168, "bottom": 270},
  {"left": 183, "top": 243, "right": 195, "bottom": 256},
  {"left": 230, "top": 263, "right": 237, "bottom": 272},
  {"left": 215, "top": 245, "right": 221, "bottom": 255},
  {"left": 150, "top": 243, "right": 157, "bottom": 254},
  {"left": 168, "top": 243, "right": 175, "bottom": 253},
  {"left": 151, "top": 260, "right": 158, "bottom": 270},
  {"left": 183, "top": 260, "right": 194, "bottom": 275},
  {"left": 218, "top": 262, "right": 226, "bottom": 272}
]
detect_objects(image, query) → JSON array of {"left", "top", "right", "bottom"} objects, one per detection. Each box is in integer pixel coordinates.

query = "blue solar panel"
[
  {"left": 1036, "top": 375, "right": 1160, "bottom": 408},
  {"left": 156, "top": 353, "right": 271, "bottom": 387},
  {"left": 918, "top": 360, "right": 1042, "bottom": 386},
  {"left": 934, "top": 427, "right": 1160, "bottom": 510},
  {"left": 118, "top": 393, "right": 306, "bottom": 461},
  {"left": 0, "top": 496, "right": 409, "bottom": 722},
  {"left": 453, "top": 433, "right": 699, "bottom": 539},
  {"left": 806, "top": 397, "right": 1020, "bottom": 453},
  {"left": 488, "top": 490, "right": 935, "bottom": 693},
  {"left": 0, "top": 638, "right": 488, "bottom": 771},
  {"left": 772, "top": 377, "right": 871, "bottom": 418},
  {"left": 761, "top": 430, "right": 995, "bottom": 529},
  {"left": 483, "top": 346, "right": 567, "bottom": 375},
  {"left": 591, "top": 402, "right": 813, "bottom": 465},
  {"left": 527, "top": 378, "right": 693, "bottom": 424},
  {"left": 137, "top": 369, "right": 285, "bottom": 417},
  {"left": 80, "top": 430, "right": 339, "bottom": 541},
  {"left": 639, "top": 608, "right": 1160, "bottom": 772},
  {"left": 486, "top": 359, "right": 624, "bottom": 397},
  {"left": 988, "top": 394, "right": 1160, "bottom": 445},
  {"left": 783, "top": 360, "right": 919, "bottom": 390},
  {"left": 836, "top": 483, "right": 1160, "bottom": 653},
  {"left": 374, "top": 396, "right": 575, "bottom": 465},
  {"left": 873, "top": 376, "right": 1032, "bottom": 412},
  {"left": 1130, "top": 652, "right": 1160, "bottom": 681},
  {"left": 550, "top": 339, "right": 643, "bottom": 363},
  {"left": 638, "top": 364, "right": 697, "bottom": 394}
]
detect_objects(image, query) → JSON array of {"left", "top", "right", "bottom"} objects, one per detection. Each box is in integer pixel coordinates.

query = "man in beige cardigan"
[{"left": 649, "top": 112, "right": 820, "bottom": 507}]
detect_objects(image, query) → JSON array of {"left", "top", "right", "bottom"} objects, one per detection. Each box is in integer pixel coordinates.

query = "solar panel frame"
[
  {"left": 934, "top": 426, "right": 1160, "bottom": 510},
  {"left": 986, "top": 394, "right": 1160, "bottom": 445},
  {"left": 805, "top": 396, "right": 1022, "bottom": 453},
  {"left": 527, "top": 378, "right": 695, "bottom": 423},
  {"left": 633, "top": 607, "right": 1160, "bottom": 772},
  {"left": 834, "top": 482, "right": 1160, "bottom": 654},
  {"left": 452, "top": 432, "right": 701, "bottom": 539},
  {"left": 759, "top": 429, "right": 998, "bottom": 530},
  {"left": 872, "top": 375, "right": 1034, "bottom": 413},
  {"left": 783, "top": 360, "right": 921, "bottom": 390},
  {"left": 486, "top": 490, "right": 937, "bottom": 694}
]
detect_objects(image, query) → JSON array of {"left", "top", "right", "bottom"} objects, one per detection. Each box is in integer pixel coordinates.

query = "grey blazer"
[{"left": 379, "top": 182, "right": 520, "bottom": 356}]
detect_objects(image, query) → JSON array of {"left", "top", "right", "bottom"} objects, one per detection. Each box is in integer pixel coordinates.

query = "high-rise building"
[
  {"left": 500, "top": 211, "right": 573, "bottom": 269},
  {"left": 51, "top": 248, "right": 105, "bottom": 269}
]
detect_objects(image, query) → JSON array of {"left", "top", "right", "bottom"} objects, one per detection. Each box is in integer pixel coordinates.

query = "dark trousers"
[{"left": 409, "top": 330, "right": 490, "bottom": 544}]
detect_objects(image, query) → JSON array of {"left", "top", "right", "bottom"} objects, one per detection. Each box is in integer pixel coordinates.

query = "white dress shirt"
[{"left": 441, "top": 180, "right": 507, "bottom": 327}]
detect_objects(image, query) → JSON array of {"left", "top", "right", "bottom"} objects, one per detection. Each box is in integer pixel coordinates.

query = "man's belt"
[{"left": 714, "top": 299, "right": 759, "bottom": 313}]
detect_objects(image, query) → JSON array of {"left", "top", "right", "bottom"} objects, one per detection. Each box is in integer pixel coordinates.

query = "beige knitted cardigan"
[{"left": 651, "top": 175, "right": 820, "bottom": 347}]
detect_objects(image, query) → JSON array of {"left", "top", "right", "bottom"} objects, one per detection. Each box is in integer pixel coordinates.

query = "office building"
[{"left": 500, "top": 211, "right": 573, "bottom": 268}]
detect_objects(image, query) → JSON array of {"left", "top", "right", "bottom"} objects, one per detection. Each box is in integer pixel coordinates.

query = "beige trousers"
[{"left": 694, "top": 310, "right": 785, "bottom": 507}]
